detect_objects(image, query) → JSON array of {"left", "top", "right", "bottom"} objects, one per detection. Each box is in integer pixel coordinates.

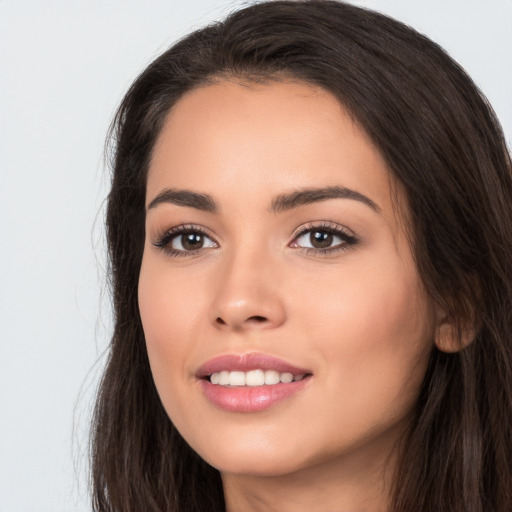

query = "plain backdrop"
[{"left": 1, "top": 1, "right": 511, "bottom": 510}]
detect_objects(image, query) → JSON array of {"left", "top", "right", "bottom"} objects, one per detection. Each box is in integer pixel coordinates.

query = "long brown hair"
[{"left": 91, "top": 1, "right": 512, "bottom": 510}]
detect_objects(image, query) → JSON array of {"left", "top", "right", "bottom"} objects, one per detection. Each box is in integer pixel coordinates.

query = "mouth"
[
  {"left": 196, "top": 352, "right": 312, "bottom": 385},
  {"left": 196, "top": 353, "right": 312, "bottom": 412}
]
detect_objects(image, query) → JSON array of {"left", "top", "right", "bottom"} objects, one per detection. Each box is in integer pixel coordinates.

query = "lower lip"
[{"left": 199, "top": 377, "right": 311, "bottom": 412}]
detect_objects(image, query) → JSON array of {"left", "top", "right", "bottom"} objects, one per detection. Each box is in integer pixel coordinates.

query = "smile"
[{"left": 196, "top": 353, "right": 312, "bottom": 412}]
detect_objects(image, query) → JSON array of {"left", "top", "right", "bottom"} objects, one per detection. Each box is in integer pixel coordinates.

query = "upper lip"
[{"left": 196, "top": 352, "right": 311, "bottom": 378}]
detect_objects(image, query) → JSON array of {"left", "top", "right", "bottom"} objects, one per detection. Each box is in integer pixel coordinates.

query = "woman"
[{"left": 91, "top": 1, "right": 512, "bottom": 511}]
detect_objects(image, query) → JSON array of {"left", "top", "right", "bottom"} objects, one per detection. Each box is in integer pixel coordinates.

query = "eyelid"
[
  {"left": 151, "top": 220, "right": 359, "bottom": 257},
  {"left": 290, "top": 221, "right": 357, "bottom": 242},
  {"left": 152, "top": 223, "right": 219, "bottom": 256},
  {"left": 289, "top": 221, "right": 359, "bottom": 253}
]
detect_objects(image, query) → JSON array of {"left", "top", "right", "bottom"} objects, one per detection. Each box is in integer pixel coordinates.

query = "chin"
[
  {"left": 186, "top": 427, "right": 311, "bottom": 477},
  {"left": 207, "top": 450, "right": 309, "bottom": 478}
]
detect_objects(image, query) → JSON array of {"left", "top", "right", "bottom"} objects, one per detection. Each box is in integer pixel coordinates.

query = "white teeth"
[
  {"left": 209, "top": 369, "right": 306, "bottom": 386},
  {"left": 280, "top": 372, "right": 293, "bottom": 383},
  {"left": 246, "top": 369, "right": 265, "bottom": 386},
  {"left": 229, "top": 371, "right": 246, "bottom": 386},
  {"left": 218, "top": 370, "right": 230, "bottom": 385},
  {"left": 264, "top": 370, "right": 280, "bottom": 385}
]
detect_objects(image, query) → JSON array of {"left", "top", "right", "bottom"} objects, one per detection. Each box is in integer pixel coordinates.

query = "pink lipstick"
[{"left": 196, "top": 353, "right": 312, "bottom": 412}]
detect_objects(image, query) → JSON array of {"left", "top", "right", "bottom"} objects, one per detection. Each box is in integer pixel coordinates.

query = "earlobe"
[{"left": 434, "top": 318, "right": 476, "bottom": 353}]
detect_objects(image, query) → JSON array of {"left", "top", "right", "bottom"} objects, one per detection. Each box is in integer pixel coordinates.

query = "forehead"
[{"left": 147, "top": 79, "right": 402, "bottom": 226}]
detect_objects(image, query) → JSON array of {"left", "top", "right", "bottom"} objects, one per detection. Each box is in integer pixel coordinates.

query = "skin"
[{"left": 138, "top": 80, "right": 438, "bottom": 512}]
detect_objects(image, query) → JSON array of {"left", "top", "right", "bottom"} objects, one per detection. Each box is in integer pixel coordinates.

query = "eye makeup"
[
  {"left": 152, "top": 219, "right": 359, "bottom": 259},
  {"left": 290, "top": 221, "right": 359, "bottom": 256},
  {"left": 152, "top": 223, "right": 217, "bottom": 258}
]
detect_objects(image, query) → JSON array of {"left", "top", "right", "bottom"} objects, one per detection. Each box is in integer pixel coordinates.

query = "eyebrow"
[
  {"left": 147, "top": 188, "right": 218, "bottom": 212},
  {"left": 269, "top": 186, "right": 380, "bottom": 213},
  {"left": 147, "top": 185, "right": 380, "bottom": 214}
]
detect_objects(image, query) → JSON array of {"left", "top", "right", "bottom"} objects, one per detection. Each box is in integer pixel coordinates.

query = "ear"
[{"left": 434, "top": 311, "right": 476, "bottom": 353}]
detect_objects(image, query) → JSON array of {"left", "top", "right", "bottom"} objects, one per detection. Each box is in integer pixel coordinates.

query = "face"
[{"left": 138, "top": 80, "right": 435, "bottom": 478}]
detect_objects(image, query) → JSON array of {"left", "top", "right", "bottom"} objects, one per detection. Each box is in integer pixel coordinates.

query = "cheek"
[
  {"left": 137, "top": 255, "right": 200, "bottom": 406},
  {"left": 292, "top": 251, "right": 434, "bottom": 414},
  {"left": 294, "top": 251, "right": 432, "bottom": 342},
  {"left": 138, "top": 251, "right": 205, "bottom": 345}
]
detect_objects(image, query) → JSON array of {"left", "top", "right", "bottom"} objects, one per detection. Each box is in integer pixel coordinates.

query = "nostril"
[
  {"left": 213, "top": 311, "right": 276, "bottom": 329},
  {"left": 215, "top": 315, "right": 267, "bottom": 327},
  {"left": 248, "top": 315, "right": 267, "bottom": 323}
]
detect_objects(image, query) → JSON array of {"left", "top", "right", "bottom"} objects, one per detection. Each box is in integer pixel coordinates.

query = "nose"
[{"left": 209, "top": 249, "right": 286, "bottom": 332}]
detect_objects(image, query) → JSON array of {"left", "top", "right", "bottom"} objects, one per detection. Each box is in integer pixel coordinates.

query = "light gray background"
[{"left": 1, "top": 1, "right": 511, "bottom": 511}]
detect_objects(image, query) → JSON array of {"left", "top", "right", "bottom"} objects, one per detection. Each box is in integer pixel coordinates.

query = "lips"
[{"left": 196, "top": 353, "right": 312, "bottom": 412}]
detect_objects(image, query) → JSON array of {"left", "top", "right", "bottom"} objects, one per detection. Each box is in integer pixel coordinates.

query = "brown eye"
[
  {"left": 170, "top": 231, "right": 216, "bottom": 252},
  {"left": 177, "top": 233, "right": 204, "bottom": 250},
  {"left": 293, "top": 229, "right": 340, "bottom": 250},
  {"left": 310, "top": 231, "right": 333, "bottom": 249},
  {"left": 290, "top": 224, "right": 358, "bottom": 254}
]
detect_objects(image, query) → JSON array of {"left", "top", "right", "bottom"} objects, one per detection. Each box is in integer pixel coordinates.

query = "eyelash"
[
  {"left": 152, "top": 224, "right": 214, "bottom": 258},
  {"left": 152, "top": 221, "right": 359, "bottom": 258},
  {"left": 291, "top": 221, "right": 359, "bottom": 256}
]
